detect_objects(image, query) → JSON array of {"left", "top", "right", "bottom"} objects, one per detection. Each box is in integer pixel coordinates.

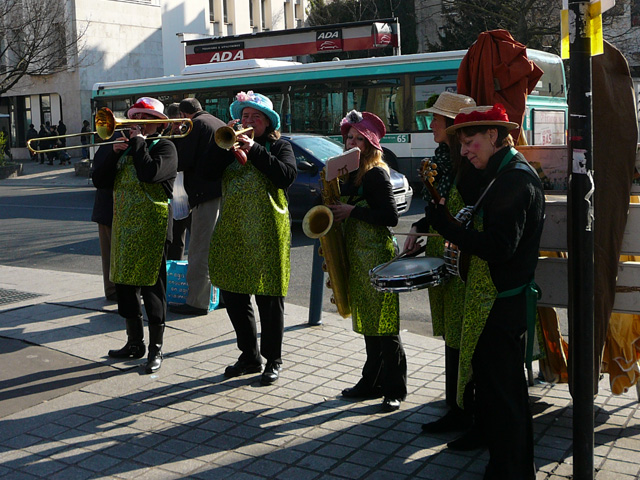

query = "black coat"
[{"left": 177, "top": 110, "right": 226, "bottom": 207}]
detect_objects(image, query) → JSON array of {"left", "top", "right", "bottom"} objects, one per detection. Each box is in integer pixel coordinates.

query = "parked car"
[{"left": 283, "top": 133, "right": 413, "bottom": 222}]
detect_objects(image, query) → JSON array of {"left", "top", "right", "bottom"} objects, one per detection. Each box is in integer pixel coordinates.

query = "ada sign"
[{"left": 316, "top": 29, "right": 343, "bottom": 52}]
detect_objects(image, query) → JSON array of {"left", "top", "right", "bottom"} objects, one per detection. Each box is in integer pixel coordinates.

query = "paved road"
[{"left": 0, "top": 161, "right": 433, "bottom": 336}]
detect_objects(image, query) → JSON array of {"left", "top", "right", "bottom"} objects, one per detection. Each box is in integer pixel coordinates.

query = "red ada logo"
[{"left": 316, "top": 30, "right": 343, "bottom": 51}]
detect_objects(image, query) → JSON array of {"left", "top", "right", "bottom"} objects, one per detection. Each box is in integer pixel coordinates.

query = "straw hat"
[
  {"left": 339, "top": 110, "right": 386, "bottom": 151},
  {"left": 445, "top": 104, "right": 519, "bottom": 135},
  {"left": 127, "top": 97, "right": 168, "bottom": 120},
  {"left": 417, "top": 92, "right": 476, "bottom": 119}
]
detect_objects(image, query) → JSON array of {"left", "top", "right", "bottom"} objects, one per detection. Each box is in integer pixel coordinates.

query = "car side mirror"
[{"left": 297, "top": 160, "right": 318, "bottom": 175}]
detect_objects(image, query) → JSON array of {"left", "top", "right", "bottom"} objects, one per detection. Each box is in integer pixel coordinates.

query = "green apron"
[
  {"left": 427, "top": 185, "right": 466, "bottom": 349},
  {"left": 209, "top": 150, "right": 291, "bottom": 296},
  {"left": 110, "top": 140, "right": 169, "bottom": 286},
  {"left": 344, "top": 195, "right": 399, "bottom": 336}
]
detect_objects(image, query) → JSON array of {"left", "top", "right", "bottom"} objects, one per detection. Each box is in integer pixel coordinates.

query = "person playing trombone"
[{"left": 92, "top": 97, "right": 178, "bottom": 374}]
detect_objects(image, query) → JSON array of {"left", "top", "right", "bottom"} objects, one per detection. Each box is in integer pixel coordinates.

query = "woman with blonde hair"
[{"left": 330, "top": 110, "right": 405, "bottom": 412}]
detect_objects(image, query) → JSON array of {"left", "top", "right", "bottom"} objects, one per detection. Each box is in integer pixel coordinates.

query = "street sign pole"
[{"left": 567, "top": 1, "right": 595, "bottom": 478}]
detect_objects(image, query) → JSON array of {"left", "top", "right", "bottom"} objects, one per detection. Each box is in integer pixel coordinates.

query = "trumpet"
[
  {"left": 27, "top": 107, "right": 193, "bottom": 154},
  {"left": 214, "top": 126, "right": 254, "bottom": 165}
]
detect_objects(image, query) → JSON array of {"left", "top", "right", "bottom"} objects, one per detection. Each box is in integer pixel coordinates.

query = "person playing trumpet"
[
  {"left": 92, "top": 97, "right": 178, "bottom": 375},
  {"left": 202, "top": 91, "right": 296, "bottom": 386}
]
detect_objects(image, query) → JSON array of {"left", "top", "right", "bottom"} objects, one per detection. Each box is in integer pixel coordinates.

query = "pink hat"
[
  {"left": 127, "top": 97, "right": 168, "bottom": 120},
  {"left": 340, "top": 110, "right": 386, "bottom": 151}
]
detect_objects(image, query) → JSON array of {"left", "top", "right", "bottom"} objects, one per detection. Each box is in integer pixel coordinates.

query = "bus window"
[
  {"left": 527, "top": 50, "right": 566, "bottom": 98},
  {"left": 412, "top": 71, "right": 457, "bottom": 132},
  {"left": 94, "top": 98, "right": 132, "bottom": 120},
  {"left": 289, "top": 82, "right": 343, "bottom": 134},
  {"left": 346, "top": 78, "right": 403, "bottom": 133},
  {"left": 196, "top": 91, "right": 234, "bottom": 122}
]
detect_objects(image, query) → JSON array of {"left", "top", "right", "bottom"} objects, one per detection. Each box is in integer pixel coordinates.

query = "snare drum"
[{"left": 369, "top": 256, "right": 447, "bottom": 293}]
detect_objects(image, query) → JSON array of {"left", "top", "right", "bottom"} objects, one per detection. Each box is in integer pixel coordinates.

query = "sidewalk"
[{"left": 1, "top": 266, "right": 639, "bottom": 479}]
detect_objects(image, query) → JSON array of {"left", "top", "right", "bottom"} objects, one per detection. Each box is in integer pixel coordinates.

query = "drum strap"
[{"left": 496, "top": 280, "right": 542, "bottom": 367}]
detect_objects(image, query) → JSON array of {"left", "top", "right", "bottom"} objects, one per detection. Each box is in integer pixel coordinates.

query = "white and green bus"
[{"left": 92, "top": 48, "right": 567, "bottom": 184}]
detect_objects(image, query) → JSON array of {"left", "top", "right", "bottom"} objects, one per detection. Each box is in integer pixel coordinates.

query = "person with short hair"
[
  {"left": 428, "top": 104, "right": 545, "bottom": 480},
  {"left": 168, "top": 97, "right": 226, "bottom": 315},
  {"left": 26, "top": 124, "right": 39, "bottom": 161}
]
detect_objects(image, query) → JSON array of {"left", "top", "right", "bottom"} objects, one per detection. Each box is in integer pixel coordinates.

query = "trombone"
[{"left": 27, "top": 107, "right": 193, "bottom": 154}]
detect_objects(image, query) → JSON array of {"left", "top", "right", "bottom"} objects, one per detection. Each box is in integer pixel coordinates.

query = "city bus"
[{"left": 92, "top": 49, "right": 567, "bottom": 183}]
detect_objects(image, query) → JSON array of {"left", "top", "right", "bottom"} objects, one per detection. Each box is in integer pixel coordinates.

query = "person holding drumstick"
[
  {"left": 404, "top": 92, "right": 490, "bottom": 449},
  {"left": 202, "top": 91, "right": 296, "bottom": 386},
  {"left": 329, "top": 110, "right": 405, "bottom": 412},
  {"left": 428, "top": 104, "right": 544, "bottom": 479}
]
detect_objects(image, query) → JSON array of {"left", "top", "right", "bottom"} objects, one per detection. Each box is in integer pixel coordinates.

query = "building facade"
[{"left": 2, "top": 0, "right": 307, "bottom": 159}]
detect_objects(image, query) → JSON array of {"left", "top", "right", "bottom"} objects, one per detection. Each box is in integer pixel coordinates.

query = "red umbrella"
[{"left": 457, "top": 30, "right": 543, "bottom": 143}]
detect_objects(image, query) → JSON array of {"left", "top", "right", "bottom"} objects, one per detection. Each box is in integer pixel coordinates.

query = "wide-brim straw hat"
[
  {"left": 417, "top": 92, "right": 476, "bottom": 119},
  {"left": 445, "top": 104, "right": 519, "bottom": 135},
  {"left": 127, "top": 97, "right": 168, "bottom": 120}
]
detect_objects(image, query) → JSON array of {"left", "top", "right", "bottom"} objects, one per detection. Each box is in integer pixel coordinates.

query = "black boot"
[
  {"left": 145, "top": 324, "right": 164, "bottom": 374},
  {"left": 108, "top": 316, "right": 145, "bottom": 359}
]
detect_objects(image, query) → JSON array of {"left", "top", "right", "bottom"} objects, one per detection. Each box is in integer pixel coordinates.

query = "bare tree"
[
  {"left": 416, "top": 0, "right": 561, "bottom": 53},
  {"left": 0, "top": 0, "right": 87, "bottom": 96}
]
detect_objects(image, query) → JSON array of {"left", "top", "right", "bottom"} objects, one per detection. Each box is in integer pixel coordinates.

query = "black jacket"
[
  {"left": 91, "top": 136, "right": 178, "bottom": 242},
  {"left": 342, "top": 166, "right": 398, "bottom": 227},
  {"left": 201, "top": 134, "right": 297, "bottom": 195},
  {"left": 430, "top": 148, "right": 545, "bottom": 292},
  {"left": 177, "top": 111, "right": 226, "bottom": 207}
]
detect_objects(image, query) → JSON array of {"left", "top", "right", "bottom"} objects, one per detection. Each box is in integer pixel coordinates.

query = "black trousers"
[
  {"left": 115, "top": 247, "right": 167, "bottom": 327},
  {"left": 359, "top": 335, "right": 407, "bottom": 400},
  {"left": 222, "top": 290, "right": 284, "bottom": 365},
  {"left": 472, "top": 294, "right": 535, "bottom": 480}
]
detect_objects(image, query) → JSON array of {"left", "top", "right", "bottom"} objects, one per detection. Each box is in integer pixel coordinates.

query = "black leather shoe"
[
  {"left": 341, "top": 385, "right": 383, "bottom": 399},
  {"left": 224, "top": 360, "right": 263, "bottom": 378},
  {"left": 145, "top": 351, "right": 163, "bottom": 374},
  {"left": 447, "top": 427, "right": 487, "bottom": 451},
  {"left": 381, "top": 397, "right": 401, "bottom": 412},
  {"left": 108, "top": 342, "right": 145, "bottom": 359},
  {"left": 260, "top": 361, "right": 281, "bottom": 385},
  {"left": 169, "top": 304, "right": 208, "bottom": 316},
  {"left": 422, "top": 410, "right": 472, "bottom": 433}
]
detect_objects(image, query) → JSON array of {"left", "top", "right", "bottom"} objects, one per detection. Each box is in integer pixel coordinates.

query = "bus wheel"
[{"left": 382, "top": 148, "right": 399, "bottom": 171}]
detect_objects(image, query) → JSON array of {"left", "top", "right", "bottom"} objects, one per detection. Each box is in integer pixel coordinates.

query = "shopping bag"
[{"left": 166, "top": 260, "right": 219, "bottom": 311}]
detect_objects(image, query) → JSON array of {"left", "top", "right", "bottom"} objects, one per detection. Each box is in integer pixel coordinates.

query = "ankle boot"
[
  {"left": 108, "top": 316, "right": 145, "bottom": 359},
  {"left": 145, "top": 324, "right": 164, "bottom": 374}
]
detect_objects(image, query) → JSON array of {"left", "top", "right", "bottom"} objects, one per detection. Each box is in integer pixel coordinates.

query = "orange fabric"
[{"left": 456, "top": 29, "right": 543, "bottom": 143}]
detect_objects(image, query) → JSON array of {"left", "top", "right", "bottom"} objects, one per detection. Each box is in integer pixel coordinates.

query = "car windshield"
[{"left": 290, "top": 136, "right": 344, "bottom": 164}]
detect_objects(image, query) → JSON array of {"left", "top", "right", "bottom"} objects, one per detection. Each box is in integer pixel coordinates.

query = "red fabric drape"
[{"left": 456, "top": 29, "right": 543, "bottom": 142}]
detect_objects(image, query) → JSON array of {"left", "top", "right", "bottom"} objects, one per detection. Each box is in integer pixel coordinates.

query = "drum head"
[{"left": 373, "top": 257, "right": 445, "bottom": 277}]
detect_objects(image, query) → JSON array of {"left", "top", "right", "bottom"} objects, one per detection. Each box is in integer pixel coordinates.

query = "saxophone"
[{"left": 302, "top": 168, "right": 351, "bottom": 318}]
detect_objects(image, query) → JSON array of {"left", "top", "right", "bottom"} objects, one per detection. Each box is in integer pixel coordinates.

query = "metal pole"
[
  {"left": 567, "top": 1, "right": 595, "bottom": 478},
  {"left": 308, "top": 239, "right": 324, "bottom": 326}
]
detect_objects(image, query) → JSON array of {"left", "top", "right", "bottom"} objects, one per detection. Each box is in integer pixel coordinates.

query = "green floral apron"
[
  {"left": 110, "top": 141, "right": 169, "bottom": 286},
  {"left": 456, "top": 212, "right": 496, "bottom": 408},
  {"left": 344, "top": 196, "right": 399, "bottom": 336},
  {"left": 427, "top": 185, "right": 466, "bottom": 349},
  {"left": 209, "top": 154, "right": 290, "bottom": 296}
]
